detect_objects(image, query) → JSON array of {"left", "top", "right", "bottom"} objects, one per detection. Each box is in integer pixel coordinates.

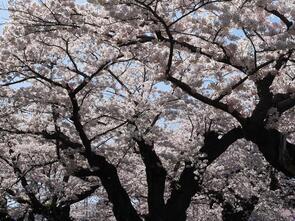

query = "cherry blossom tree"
[{"left": 0, "top": 0, "right": 294, "bottom": 220}]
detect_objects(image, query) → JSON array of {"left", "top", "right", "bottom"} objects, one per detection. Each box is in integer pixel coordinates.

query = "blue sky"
[{"left": 0, "top": 0, "right": 9, "bottom": 33}]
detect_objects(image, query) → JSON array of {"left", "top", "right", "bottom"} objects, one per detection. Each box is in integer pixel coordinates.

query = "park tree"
[{"left": 0, "top": 0, "right": 294, "bottom": 220}]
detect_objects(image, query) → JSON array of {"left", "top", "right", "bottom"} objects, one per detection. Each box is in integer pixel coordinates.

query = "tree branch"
[
  {"left": 68, "top": 91, "right": 142, "bottom": 221},
  {"left": 134, "top": 137, "right": 167, "bottom": 221},
  {"left": 166, "top": 75, "right": 245, "bottom": 124},
  {"left": 264, "top": 7, "right": 293, "bottom": 30},
  {"left": 165, "top": 127, "right": 243, "bottom": 221}
]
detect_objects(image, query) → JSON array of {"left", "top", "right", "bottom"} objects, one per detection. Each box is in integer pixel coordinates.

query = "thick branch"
[
  {"left": 11, "top": 163, "right": 45, "bottom": 213},
  {"left": 42, "top": 130, "right": 83, "bottom": 149},
  {"left": 60, "top": 184, "right": 100, "bottom": 207},
  {"left": 166, "top": 75, "right": 245, "bottom": 123},
  {"left": 264, "top": 7, "right": 293, "bottom": 30},
  {"left": 250, "top": 52, "right": 293, "bottom": 123},
  {"left": 68, "top": 92, "right": 141, "bottom": 221},
  {"left": 277, "top": 95, "right": 295, "bottom": 114},
  {"left": 250, "top": 74, "right": 275, "bottom": 123},
  {"left": 135, "top": 138, "right": 167, "bottom": 221},
  {"left": 164, "top": 163, "right": 199, "bottom": 221},
  {"left": 165, "top": 127, "right": 243, "bottom": 221},
  {"left": 244, "top": 127, "right": 295, "bottom": 177},
  {"left": 89, "top": 152, "right": 142, "bottom": 221},
  {"left": 200, "top": 127, "right": 244, "bottom": 164}
]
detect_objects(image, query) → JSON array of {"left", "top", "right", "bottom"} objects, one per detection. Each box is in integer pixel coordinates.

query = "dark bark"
[
  {"left": 46, "top": 206, "right": 71, "bottom": 221},
  {"left": 269, "top": 169, "right": 280, "bottom": 191},
  {"left": 60, "top": 184, "right": 99, "bottom": 208},
  {"left": 82, "top": 156, "right": 142, "bottom": 220},
  {"left": 27, "top": 212, "right": 35, "bottom": 221},
  {"left": 243, "top": 123, "right": 295, "bottom": 176},
  {"left": 136, "top": 139, "right": 167, "bottom": 221},
  {"left": 222, "top": 196, "right": 258, "bottom": 221},
  {"left": 166, "top": 75, "right": 244, "bottom": 123},
  {"left": 250, "top": 74, "right": 275, "bottom": 123},
  {"left": 164, "top": 127, "right": 243, "bottom": 221},
  {"left": 264, "top": 7, "right": 293, "bottom": 30},
  {"left": 165, "top": 164, "right": 200, "bottom": 221},
  {"left": 23, "top": 206, "right": 71, "bottom": 221},
  {"left": 10, "top": 163, "right": 46, "bottom": 216},
  {"left": 0, "top": 204, "right": 14, "bottom": 221},
  {"left": 200, "top": 127, "right": 244, "bottom": 164},
  {"left": 206, "top": 190, "right": 258, "bottom": 221},
  {"left": 89, "top": 153, "right": 142, "bottom": 221},
  {"left": 244, "top": 61, "right": 295, "bottom": 176},
  {"left": 68, "top": 92, "right": 142, "bottom": 221}
]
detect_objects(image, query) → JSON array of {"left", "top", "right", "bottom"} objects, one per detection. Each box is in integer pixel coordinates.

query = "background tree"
[{"left": 0, "top": 0, "right": 294, "bottom": 220}]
